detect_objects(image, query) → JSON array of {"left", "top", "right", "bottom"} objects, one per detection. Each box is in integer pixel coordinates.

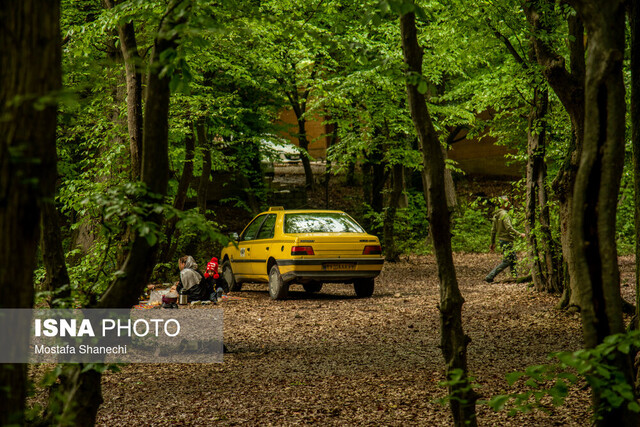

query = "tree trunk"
[
  {"left": 384, "top": 163, "right": 404, "bottom": 262},
  {"left": 568, "top": 1, "right": 638, "bottom": 424},
  {"left": 284, "top": 76, "right": 315, "bottom": 190},
  {"left": 400, "top": 8, "right": 477, "bottom": 426},
  {"left": 41, "top": 196, "right": 71, "bottom": 306},
  {"left": 324, "top": 123, "right": 338, "bottom": 209},
  {"left": 54, "top": 2, "right": 190, "bottom": 424},
  {"left": 525, "top": 88, "right": 546, "bottom": 291},
  {"left": 106, "top": 0, "right": 144, "bottom": 180},
  {"left": 442, "top": 147, "right": 457, "bottom": 209},
  {"left": 345, "top": 160, "right": 356, "bottom": 186},
  {"left": 297, "top": 119, "right": 314, "bottom": 190},
  {"left": 525, "top": 4, "right": 585, "bottom": 308},
  {"left": 525, "top": 88, "right": 563, "bottom": 293},
  {"left": 362, "top": 161, "right": 372, "bottom": 207},
  {"left": 160, "top": 126, "right": 195, "bottom": 264},
  {"left": 196, "top": 121, "right": 211, "bottom": 215},
  {"left": 0, "top": 0, "right": 61, "bottom": 424},
  {"left": 628, "top": 0, "right": 640, "bottom": 328}
]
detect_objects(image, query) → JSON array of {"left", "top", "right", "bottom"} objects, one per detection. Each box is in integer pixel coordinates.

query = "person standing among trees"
[{"left": 484, "top": 196, "right": 526, "bottom": 283}]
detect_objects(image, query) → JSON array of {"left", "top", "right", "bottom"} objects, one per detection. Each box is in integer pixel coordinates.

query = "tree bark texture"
[
  {"left": 323, "top": 123, "right": 337, "bottom": 209},
  {"left": 285, "top": 76, "right": 315, "bottom": 190},
  {"left": 104, "top": 0, "right": 144, "bottom": 180},
  {"left": 55, "top": 2, "right": 190, "bottom": 424},
  {"left": 0, "top": 0, "right": 61, "bottom": 424},
  {"left": 41, "top": 196, "right": 71, "bottom": 306},
  {"left": 442, "top": 147, "right": 457, "bottom": 209},
  {"left": 628, "top": 0, "right": 640, "bottom": 326},
  {"left": 99, "top": 0, "right": 186, "bottom": 307},
  {"left": 525, "top": 88, "right": 563, "bottom": 293},
  {"left": 383, "top": 163, "right": 404, "bottom": 262},
  {"left": 524, "top": 3, "right": 585, "bottom": 308},
  {"left": 297, "top": 119, "right": 314, "bottom": 190},
  {"left": 525, "top": 88, "right": 546, "bottom": 291},
  {"left": 568, "top": 1, "right": 638, "bottom": 424},
  {"left": 400, "top": 9, "right": 477, "bottom": 426}
]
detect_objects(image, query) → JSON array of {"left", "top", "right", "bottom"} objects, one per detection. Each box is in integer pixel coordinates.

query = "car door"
[
  {"left": 233, "top": 214, "right": 266, "bottom": 277},
  {"left": 247, "top": 213, "right": 277, "bottom": 277}
]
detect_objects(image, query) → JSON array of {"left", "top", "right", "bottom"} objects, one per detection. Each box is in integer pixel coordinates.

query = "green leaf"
[
  {"left": 505, "top": 372, "right": 525, "bottom": 386},
  {"left": 628, "top": 401, "right": 640, "bottom": 412},
  {"left": 144, "top": 232, "right": 158, "bottom": 246},
  {"left": 488, "top": 395, "right": 510, "bottom": 411},
  {"left": 617, "top": 341, "right": 631, "bottom": 354},
  {"left": 417, "top": 79, "right": 428, "bottom": 94}
]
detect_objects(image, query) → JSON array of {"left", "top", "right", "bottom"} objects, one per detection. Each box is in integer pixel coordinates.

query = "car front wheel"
[
  {"left": 353, "top": 278, "right": 374, "bottom": 297},
  {"left": 222, "top": 260, "right": 242, "bottom": 292},
  {"left": 268, "top": 265, "right": 288, "bottom": 300}
]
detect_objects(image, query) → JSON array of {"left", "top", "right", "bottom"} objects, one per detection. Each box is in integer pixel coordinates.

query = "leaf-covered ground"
[{"left": 77, "top": 253, "right": 637, "bottom": 426}]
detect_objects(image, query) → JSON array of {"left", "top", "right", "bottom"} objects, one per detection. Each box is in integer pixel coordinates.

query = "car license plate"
[{"left": 324, "top": 263, "right": 356, "bottom": 271}]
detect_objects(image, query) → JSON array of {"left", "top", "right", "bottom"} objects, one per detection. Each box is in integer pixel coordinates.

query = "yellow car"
[{"left": 220, "top": 207, "right": 384, "bottom": 300}]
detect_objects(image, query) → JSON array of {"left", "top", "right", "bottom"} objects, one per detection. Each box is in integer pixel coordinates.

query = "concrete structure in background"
[
  {"left": 447, "top": 127, "right": 522, "bottom": 179},
  {"left": 277, "top": 107, "right": 522, "bottom": 179},
  {"left": 276, "top": 108, "right": 332, "bottom": 160}
]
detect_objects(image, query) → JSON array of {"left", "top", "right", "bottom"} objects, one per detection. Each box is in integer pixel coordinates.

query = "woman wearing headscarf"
[{"left": 175, "top": 255, "right": 208, "bottom": 302}]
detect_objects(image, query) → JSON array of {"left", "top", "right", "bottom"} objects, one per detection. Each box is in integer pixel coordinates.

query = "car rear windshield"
[{"left": 284, "top": 213, "right": 364, "bottom": 234}]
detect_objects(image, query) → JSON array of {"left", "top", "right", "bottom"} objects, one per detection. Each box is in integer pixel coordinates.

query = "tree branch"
[{"left": 485, "top": 17, "right": 527, "bottom": 67}]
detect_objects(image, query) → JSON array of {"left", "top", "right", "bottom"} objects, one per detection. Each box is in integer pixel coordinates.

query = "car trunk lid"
[{"left": 293, "top": 234, "right": 379, "bottom": 257}]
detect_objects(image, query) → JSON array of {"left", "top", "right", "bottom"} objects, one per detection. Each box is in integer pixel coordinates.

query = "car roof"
[{"left": 262, "top": 207, "right": 347, "bottom": 214}]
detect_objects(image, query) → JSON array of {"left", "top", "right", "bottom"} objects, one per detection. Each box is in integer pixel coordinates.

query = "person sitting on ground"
[
  {"left": 171, "top": 255, "right": 209, "bottom": 301},
  {"left": 484, "top": 196, "right": 526, "bottom": 283},
  {"left": 204, "top": 257, "right": 225, "bottom": 301}
]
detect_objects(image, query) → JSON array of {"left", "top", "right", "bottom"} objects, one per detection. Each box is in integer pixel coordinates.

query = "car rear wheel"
[
  {"left": 302, "top": 282, "right": 323, "bottom": 293},
  {"left": 222, "top": 260, "right": 242, "bottom": 292},
  {"left": 268, "top": 265, "right": 288, "bottom": 300},
  {"left": 353, "top": 278, "right": 374, "bottom": 297}
]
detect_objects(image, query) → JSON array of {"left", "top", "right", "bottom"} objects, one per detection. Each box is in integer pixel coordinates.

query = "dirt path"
[{"left": 93, "top": 254, "right": 636, "bottom": 425}]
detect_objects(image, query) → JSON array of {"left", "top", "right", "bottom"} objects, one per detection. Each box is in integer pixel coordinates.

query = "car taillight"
[
  {"left": 363, "top": 245, "right": 382, "bottom": 255},
  {"left": 291, "top": 246, "right": 315, "bottom": 256}
]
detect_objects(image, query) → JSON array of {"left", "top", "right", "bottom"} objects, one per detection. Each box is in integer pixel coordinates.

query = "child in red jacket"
[{"left": 204, "top": 257, "right": 225, "bottom": 301}]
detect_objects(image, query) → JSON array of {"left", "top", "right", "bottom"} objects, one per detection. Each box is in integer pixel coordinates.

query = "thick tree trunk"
[
  {"left": 117, "top": 24, "right": 143, "bottom": 180},
  {"left": 54, "top": 2, "right": 190, "bottom": 424},
  {"left": 104, "top": 0, "right": 143, "bottom": 180},
  {"left": 525, "top": 88, "right": 546, "bottom": 290},
  {"left": 0, "top": 0, "right": 61, "bottom": 424},
  {"left": 629, "top": 0, "right": 640, "bottom": 328},
  {"left": 442, "top": 148, "right": 457, "bottom": 209},
  {"left": 537, "top": 174, "right": 563, "bottom": 293},
  {"left": 400, "top": 8, "right": 477, "bottom": 426},
  {"left": 557, "top": 196, "right": 576, "bottom": 306},
  {"left": 525, "top": 89, "right": 563, "bottom": 293},
  {"left": 44, "top": 364, "right": 103, "bottom": 426},
  {"left": 568, "top": 1, "right": 638, "bottom": 424},
  {"left": 41, "top": 197, "right": 71, "bottom": 306},
  {"left": 196, "top": 122, "right": 211, "bottom": 215},
  {"left": 384, "top": 163, "right": 404, "bottom": 262},
  {"left": 525, "top": 4, "right": 585, "bottom": 308}
]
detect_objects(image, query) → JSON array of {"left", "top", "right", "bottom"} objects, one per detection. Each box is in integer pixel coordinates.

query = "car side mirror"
[{"left": 229, "top": 232, "right": 239, "bottom": 241}]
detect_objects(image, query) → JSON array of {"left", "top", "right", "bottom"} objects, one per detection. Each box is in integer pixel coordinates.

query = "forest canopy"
[{"left": 1, "top": 0, "right": 640, "bottom": 425}]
